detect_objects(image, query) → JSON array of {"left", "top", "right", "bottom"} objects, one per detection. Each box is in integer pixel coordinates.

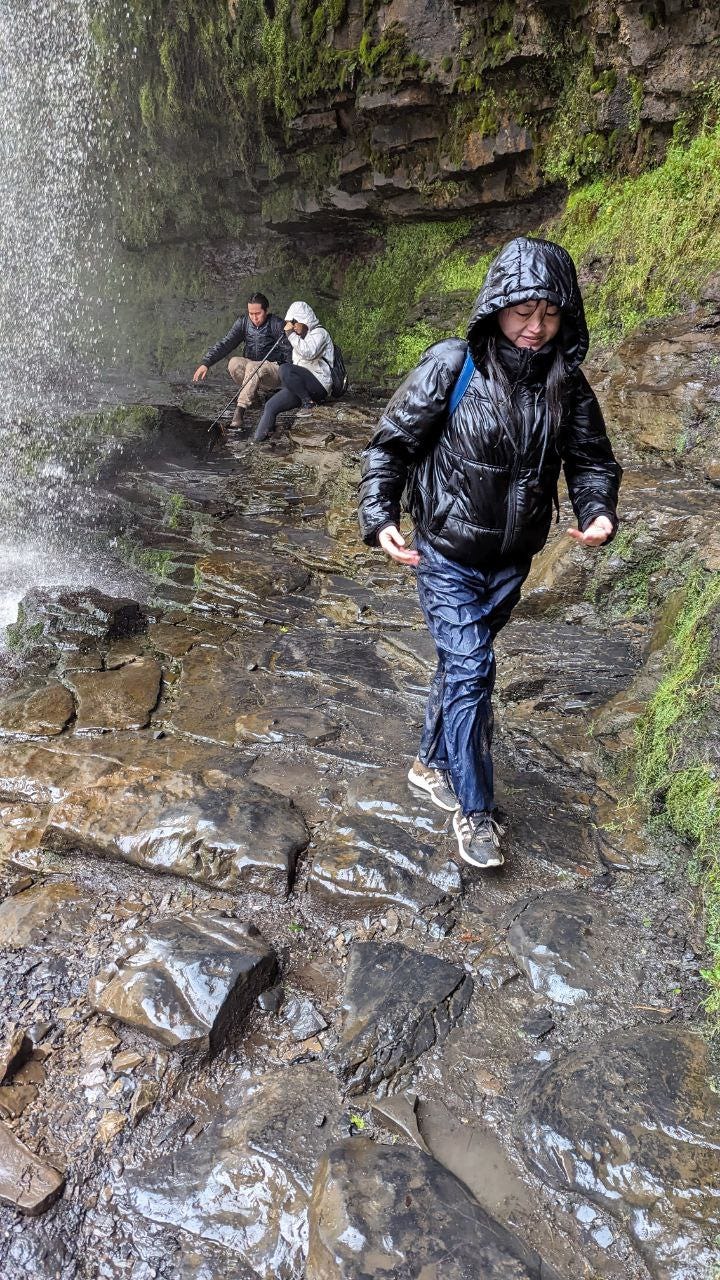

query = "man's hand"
[
  {"left": 284, "top": 321, "right": 296, "bottom": 334},
  {"left": 378, "top": 524, "right": 420, "bottom": 566},
  {"left": 566, "top": 515, "right": 614, "bottom": 547},
  {"left": 193, "top": 364, "right": 209, "bottom": 382}
]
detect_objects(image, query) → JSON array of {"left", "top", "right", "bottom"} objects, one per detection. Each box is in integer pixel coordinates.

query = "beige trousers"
[{"left": 228, "top": 356, "right": 282, "bottom": 408}]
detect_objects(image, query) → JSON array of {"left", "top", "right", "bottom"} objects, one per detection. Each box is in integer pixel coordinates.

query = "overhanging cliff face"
[{"left": 108, "top": 0, "right": 720, "bottom": 246}]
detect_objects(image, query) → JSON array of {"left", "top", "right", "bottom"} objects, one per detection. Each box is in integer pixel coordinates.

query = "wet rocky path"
[{"left": 0, "top": 400, "right": 718, "bottom": 1280}]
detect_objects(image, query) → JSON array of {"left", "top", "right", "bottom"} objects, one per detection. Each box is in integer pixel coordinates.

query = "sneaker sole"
[
  {"left": 457, "top": 845, "right": 505, "bottom": 870},
  {"left": 407, "top": 767, "right": 459, "bottom": 813}
]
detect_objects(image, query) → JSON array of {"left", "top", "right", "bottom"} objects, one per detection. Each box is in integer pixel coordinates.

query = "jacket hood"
[
  {"left": 468, "top": 237, "right": 589, "bottom": 370},
  {"left": 285, "top": 301, "right": 320, "bottom": 329}
]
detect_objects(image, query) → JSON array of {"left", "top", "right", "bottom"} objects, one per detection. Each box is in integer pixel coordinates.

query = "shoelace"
[{"left": 457, "top": 812, "right": 505, "bottom": 845}]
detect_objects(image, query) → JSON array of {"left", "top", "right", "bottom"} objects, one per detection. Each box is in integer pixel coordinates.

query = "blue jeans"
[{"left": 415, "top": 536, "right": 530, "bottom": 816}]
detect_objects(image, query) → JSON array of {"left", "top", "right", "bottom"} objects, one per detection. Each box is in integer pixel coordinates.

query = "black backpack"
[{"left": 327, "top": 343, "right": 349, "bottom": 399}]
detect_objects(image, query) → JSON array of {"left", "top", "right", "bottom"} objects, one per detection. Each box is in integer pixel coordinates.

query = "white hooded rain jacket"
[{"left": 284, "top": 301, "right": 335, "bottom": 395}]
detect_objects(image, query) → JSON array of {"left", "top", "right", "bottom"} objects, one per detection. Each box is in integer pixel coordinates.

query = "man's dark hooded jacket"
[
  {"left": 202, "top": 312, "right": 290, "bottom": 368},
  {"left": 359, "top": 237, "right": 622, "bottom": 567}
]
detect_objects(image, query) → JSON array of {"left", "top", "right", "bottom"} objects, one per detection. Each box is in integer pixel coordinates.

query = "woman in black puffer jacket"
[{"left": 358, "top": 237, "right": 622, "bottom": 870}]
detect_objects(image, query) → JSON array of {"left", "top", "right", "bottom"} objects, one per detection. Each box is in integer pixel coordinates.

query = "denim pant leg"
[{"left": 416, "top": 538, "right": 529, "bottom": 815}]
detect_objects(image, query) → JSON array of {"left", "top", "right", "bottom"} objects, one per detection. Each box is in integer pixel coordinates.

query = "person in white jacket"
[{"left": 253, "top": 301, "right": 335, "bottom": 443}]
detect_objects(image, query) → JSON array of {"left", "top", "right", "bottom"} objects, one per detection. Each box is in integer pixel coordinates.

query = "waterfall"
[{"left": 0, "top": 1, "right": 127, "bottom": 635}]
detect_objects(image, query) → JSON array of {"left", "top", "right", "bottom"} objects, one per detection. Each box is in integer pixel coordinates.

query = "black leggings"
[{"left": 254, "top": 364, "right": 328, "bottom": 440}]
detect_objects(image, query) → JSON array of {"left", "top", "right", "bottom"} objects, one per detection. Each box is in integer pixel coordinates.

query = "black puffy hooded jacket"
[{"left": 358, "top": 237, "right": 622, "bottom": 568}]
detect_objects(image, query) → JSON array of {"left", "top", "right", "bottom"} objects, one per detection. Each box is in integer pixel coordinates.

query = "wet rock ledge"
[{"left": 0, "top": 401, "right": 717, "bottom": 1279}]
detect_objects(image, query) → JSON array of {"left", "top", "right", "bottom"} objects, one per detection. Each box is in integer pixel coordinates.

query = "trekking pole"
[{"left": 203, "top": 332, "right": 287, "bottom": 458}]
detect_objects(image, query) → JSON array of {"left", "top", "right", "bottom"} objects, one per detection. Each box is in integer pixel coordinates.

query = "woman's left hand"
[{"left": 566, "top": 515, "right": 614, "bottom": 547}]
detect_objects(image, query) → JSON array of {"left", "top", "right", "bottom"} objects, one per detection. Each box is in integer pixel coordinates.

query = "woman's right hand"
[
  {"left": 378, "top": 524, "right": 420, "bottom": 566},
  {"left": 193, "top": 364, "right": 209, "bottom": 382}
]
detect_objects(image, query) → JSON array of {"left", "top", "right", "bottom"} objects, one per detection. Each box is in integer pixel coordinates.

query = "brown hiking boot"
[
  {"left": 230, "top": 405, "right": 245, "bottom": 429},
  {"left": 407, "top": 757, "right": 459, "bottom": 812}
]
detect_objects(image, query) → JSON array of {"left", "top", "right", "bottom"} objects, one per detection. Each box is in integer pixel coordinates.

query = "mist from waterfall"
[{"left": 0, "top": 0, "right": 136, "bottom": 636}]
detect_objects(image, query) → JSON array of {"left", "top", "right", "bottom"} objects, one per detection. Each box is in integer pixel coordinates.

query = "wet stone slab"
[
  {"left": 263, "top": 628, "right": 402, "bottom": 694},
  {"left": 0, "top": 683, "right": 75, "bottom": 738},
  {"left": 66, "top": 657, "right": 162, "bottom": 733},
  {"left": 88, "top": 913, "right": 277, "bottom": 1053},
  {"left": 345, "top": 768, "right": 449, "bottom": 835},
  {"left": 518, "top": 1025, "right": 720, "bottom": 1278},
  {"left": 308, "top": 814, "right": 460, "bottom": 923},
  {"left": 307, "top": 1139, "right": 556, "bottom": 1279},
  {"left": 43, "top": 770, "right": 309, "bottom": 897},
  {"left": 123, "top": 1064, "right": 341, "bottom": 1280},
  {"left": 506, "top": 889, "right": 639, "bottom": 1006},
  {"left": 0, "top": 1122, "right": 64, "bottom": 1215},
  {"left": 335, "top": 941, "right": 472, "bottom": 1096},
  {"left": 496, "top": 621, "right": 639, "bottom": 711},
  {"left": 234, "top": 705, "right": 339, "bottom": 746}
]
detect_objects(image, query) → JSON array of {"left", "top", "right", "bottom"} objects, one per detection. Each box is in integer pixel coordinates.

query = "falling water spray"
[{"left": 0, "top": 0, "right": 128, "bottom": 632}]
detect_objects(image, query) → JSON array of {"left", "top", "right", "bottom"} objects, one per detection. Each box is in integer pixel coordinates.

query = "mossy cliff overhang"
[{"left": 105, "top": 0, "right": 720, "bottom": 246}]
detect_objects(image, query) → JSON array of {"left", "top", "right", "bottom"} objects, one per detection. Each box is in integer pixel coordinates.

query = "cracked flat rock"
[
  {"left": 88, "top": 913, "right": 277, "bottom": 1052},
  {"left": 67, "top": 657, "right": 162, "bottom": 732},
  {"left": 309, "top": 814, "right": 460, "bottom": 920},
  {"left": 335, "top": 941, "right": 472, "bottom": 1095},
  {"left": 0, "top": 880, "right": 93, "bottom": 948},
  {"left": 123, "top": 1064, "right": 341, "bottom": 1279},
  {"left": 506, "top": 890, "right": 637, "bottom": 1006},
  {"left": 0, "top": 1122, "right": 64, "bottom": 1215},
  {"left": 0, "top": 683, "right": 74, "bottom": 738},
  {"left": 307, "top": 1140, "right": 554, "bottom": 1279},
  {"left": 518, "top": 1026, "right": 720, "bottom": 1278},
  {"left": 43, "top": 770, "right": 309, "bottom": 897}
]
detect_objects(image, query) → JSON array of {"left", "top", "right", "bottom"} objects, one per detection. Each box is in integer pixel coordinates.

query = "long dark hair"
[{"left": 484, "top": 334, "right": 568, "bottom": 441}]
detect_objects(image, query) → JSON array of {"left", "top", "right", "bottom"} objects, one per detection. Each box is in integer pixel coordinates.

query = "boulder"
[
  {"left": 335, "top": 941, "right": 472, "bottom": 1095},
  {"left": 0, "top": 683, "right": 74, "bottom": 738},
  {"left": 307, "top": 1140, "right": 556, "bottom": 1279},
  {"left": 308, "top": 814, "right": 460, "bottom": 924},
  {"left": 0, "top": 880, "right": 93, "bottom": 948},
  {"left": 506, "top": 890, "right": 637, "bottom": 1006},
  {"left": 7, "top": 587, "right": 146, "bottom": 653},
  {"left": 518, "top": 1026, "right": 720, "bottom": 1277},
  {"left": 88, "top": 913, "right": 277, "bottom": 1053},
  {"left": 43, "top": 770, "right": 309, "bottom": 897},
  {"left": 123, "top": 1064, "right": 341, "bottom": 1279}
]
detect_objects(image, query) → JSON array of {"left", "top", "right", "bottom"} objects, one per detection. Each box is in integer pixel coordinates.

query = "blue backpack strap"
[{"left": 448, "top": 350, "right": 475, "bottom": 417}]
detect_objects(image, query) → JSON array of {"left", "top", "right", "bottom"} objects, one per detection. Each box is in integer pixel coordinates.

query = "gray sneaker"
[
  {"left": 453, "top": 809, "right": 505, "bottom": 869},
  {"left": 407, "top": 757, "right": 459, "bottom": 812}
]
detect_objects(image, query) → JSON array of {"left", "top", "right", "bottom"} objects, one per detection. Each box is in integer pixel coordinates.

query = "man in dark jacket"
[
  {"left": 358, "top": 237, "right": 622, "bottom": 871},
  {"left": 193, "top": 292, "right": 290, "bottom": 428}
]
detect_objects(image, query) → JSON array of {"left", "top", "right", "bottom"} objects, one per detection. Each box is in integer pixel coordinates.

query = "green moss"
[
  {"left": 553, "top": 119, "right": 720, "bottom": 343},
  {"left": 163, "top": 492, "right": 186, "bottom": 529},
  {"left": 631, "top": 571, "right": 720, "bottom": 1022},
  {"left": 634, "top": 571, "right": 720, "bottom": 797},
  {"left": 331, "top": 221, "right": 474, "bottom": 378},
  {"left": 117, "top": 536, "right": 175, "bottom": 581},
  {"left": 5, "top": 618, "right": 45, "bottom": 653}
]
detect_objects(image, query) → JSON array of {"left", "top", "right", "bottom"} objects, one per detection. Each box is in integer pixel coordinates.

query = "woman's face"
[{"left": 498, "top": 300, "right": 561, "bottom": 350}]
